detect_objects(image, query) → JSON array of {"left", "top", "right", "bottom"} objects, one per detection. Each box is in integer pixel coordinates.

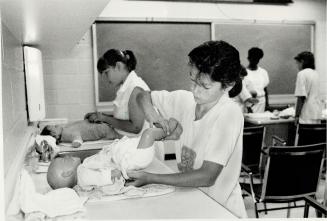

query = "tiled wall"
[
  {"left": 1, "top": 23, "right": 28, "bottom": 174},
  {"left": 43, "top": 29, "right": 96, "bottom": 121}
]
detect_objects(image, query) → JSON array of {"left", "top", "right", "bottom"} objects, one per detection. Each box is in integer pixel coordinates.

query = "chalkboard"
[
  {"left": 214, "top": 22, "right": 313, "bottom": 95},
  {"left": 95, "top": 21, "right": 211, "bottom": 102}
]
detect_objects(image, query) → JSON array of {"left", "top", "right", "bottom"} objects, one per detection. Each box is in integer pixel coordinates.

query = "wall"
[
  {"left": 100, "top": 0, "right": 326, "bottom": 95},
  {"left": 1, "top": 23, "right": 28, "bottom": 174},
  {"left": 43, "top": 30, "right": 95, "bottom": 121},
  {"left": 43, "top": 0, "right": 326, "bottom": 120}
]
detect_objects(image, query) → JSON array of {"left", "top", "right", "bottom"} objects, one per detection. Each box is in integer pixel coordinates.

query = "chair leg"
[
  {"left": 287, "top": 202, "right": 291, "bottom": 218},
  {"left": 304, "top": 202, "right": 309, "bottom": 218},
  {"left": 254, "top": 202, "right": 259, "bottom": 218},
  {"left": 264, "top": 203, "right": 267, "bottom": 214}
]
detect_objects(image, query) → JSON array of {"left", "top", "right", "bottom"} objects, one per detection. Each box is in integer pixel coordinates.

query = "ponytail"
[
  {"left": 228, "top": 77, "right": 242, "bottom": 98},
  {"left": 98, "top": 49, "right": 137, "bottom": 74},
  {"left": 123, "top": 50, "right": 137, "bottom": 72}
]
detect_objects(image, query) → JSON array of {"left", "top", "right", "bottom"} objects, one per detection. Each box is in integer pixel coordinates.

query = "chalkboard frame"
[
  {"left": 92, "top": 18, "right": 315, "bottom": 110},
  {"left": 212, "top": 20, "right": 315, "bottom": 105},
  {"left": 92, "top": 18, "right": 213, "bottom": 111}
]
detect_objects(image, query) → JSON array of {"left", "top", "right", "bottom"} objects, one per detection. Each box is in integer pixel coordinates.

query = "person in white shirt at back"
[
  {"left": 244, "top": 47, "right": 270, "bottom": 113},
  {"left": 294, "top": 51, "right": 322, "bottom": 124},
  {"left": 231, "top": 66, "right": 259, "bottom": 113}
]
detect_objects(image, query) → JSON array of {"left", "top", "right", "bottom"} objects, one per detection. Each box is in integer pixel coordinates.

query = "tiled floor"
[{"left": 164, "top": 159, "right": 326, "bottom": 219}]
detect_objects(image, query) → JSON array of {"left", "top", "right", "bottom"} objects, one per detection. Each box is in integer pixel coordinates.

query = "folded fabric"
[
  {"left": 17, "top": 169, "right": 87, "bottom": 218},
  {"left": 279, "top": 107, "right": 295, "bottom": 117},
  {"left": 245, "top": 111, "right": 274, "bottom": 119}
]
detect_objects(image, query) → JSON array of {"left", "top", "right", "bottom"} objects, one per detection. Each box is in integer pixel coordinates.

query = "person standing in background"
[
  {"left": 231, "top": 66, "right": 259, "bottom": 113},
  {"left": 294, "top": 51, "right": 322, "bottom": 124},
  {"left": 244, "top": 47, "right": 270, "bottom": 113}
]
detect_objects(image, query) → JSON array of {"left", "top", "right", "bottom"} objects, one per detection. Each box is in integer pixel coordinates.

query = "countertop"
[{"left": 17, "top": 149, "right": 236, "bottom": 219}]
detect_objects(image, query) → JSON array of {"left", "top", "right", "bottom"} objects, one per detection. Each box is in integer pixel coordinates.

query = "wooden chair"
[{"left": 241, "top": 143, "right": 326, "bottom": 218}]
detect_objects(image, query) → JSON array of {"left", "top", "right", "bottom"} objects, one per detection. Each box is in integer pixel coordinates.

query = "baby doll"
[
  {"left": 46, "top": 118, "right": 183, "bottom": 191},
  {"left": 41, "top": 120, "right": 122, "bottom": 148}
]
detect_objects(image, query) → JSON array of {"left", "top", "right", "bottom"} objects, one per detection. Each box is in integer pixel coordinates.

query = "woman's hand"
[
  {"left": 125, "top": 171, "right": 150, "bottom": 187},
  {"left": 165, "top": 120, "right": 183, "bottom": 140},
  {"left": 84, "top": 112, "right": 104, "bottom": 123},
  {"left": 149, "top": 112, "right": 170, "bottom": 136}
]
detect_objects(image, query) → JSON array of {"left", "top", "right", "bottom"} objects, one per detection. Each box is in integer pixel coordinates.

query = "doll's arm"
[{"left": 71, "top": 132, "right": 83, "bottom": 148}]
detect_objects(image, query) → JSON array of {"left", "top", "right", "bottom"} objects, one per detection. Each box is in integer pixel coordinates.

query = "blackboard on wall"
[
  {"left": 95, "top": 22, "right": 211, "bottom": 102},
  {"left": 214, "top": 22, "right": 313, "bottom": 95}
]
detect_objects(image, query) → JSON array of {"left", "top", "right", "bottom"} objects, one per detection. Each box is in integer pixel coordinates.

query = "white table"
[{"left": 84, "top": 158, "right": 237, "bottom": 219}]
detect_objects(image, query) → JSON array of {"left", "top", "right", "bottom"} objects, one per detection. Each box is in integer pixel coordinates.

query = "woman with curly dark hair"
[{"left": 127, "top": 40, "right": 247, "bottom": 218}]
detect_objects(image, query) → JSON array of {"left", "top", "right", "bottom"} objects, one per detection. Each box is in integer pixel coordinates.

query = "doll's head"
[
  {"left": 47, "top": 156, "right": 81, "bottom": 189},
  {"left": 41, "top": 125, "right": 63, "bottom": 144}
]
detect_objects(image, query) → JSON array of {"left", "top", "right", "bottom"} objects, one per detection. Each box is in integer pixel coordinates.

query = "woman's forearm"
[
  {"left": 147, "top": 161, "right": 223, "bottom": 187},
  {"left": 101, "top": 115, "right": 142, "bottom": 134},
  {"left": 295, "top": 96, "right": 305, "bottom": 118},
  {"left": 148, "top": 169, "right": 214, "bottom": 187}
]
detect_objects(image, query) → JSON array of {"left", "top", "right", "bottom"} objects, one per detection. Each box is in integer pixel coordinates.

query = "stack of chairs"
[{"left": 241, "top": 122, "right": 326, "bottom": 218}]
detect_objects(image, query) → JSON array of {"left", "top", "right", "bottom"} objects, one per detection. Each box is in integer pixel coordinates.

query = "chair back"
[
  {"left": 261, "top": 143, "right": 325, "bottom": 201},
  {"left": 242, "top": 126, "right": 265, "bottom": 172},
  {"left": 296, "top": 123, "right": 326, "bottom": 146}
]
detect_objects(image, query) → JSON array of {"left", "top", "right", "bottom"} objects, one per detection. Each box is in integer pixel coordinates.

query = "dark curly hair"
[
  {"left": 248, "top": 47, "right": 264, "bottom": 60},
  {"left": 97, "top": 49, "right": 137, "bottom": 73},
  {"left": 188, "top": 40, "right": 242, "bottom": 97}
]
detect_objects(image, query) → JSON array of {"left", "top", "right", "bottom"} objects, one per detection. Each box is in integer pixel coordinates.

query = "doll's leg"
[{"left": 137, "top": 128, "right": 166, "bottom": 149}]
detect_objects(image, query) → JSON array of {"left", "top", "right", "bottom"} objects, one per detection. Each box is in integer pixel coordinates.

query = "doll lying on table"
[
  {"left": 40, "top": 120, "right": 123, "bottom": 148},
  {"left": 46, "top": 118, "right": 182, "bottom": 197}
]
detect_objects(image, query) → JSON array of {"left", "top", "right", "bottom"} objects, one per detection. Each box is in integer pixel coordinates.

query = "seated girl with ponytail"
[{"left": 85, "top": 49, "right": 149, "bottom": 135}]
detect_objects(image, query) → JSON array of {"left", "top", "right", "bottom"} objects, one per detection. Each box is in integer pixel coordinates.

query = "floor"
[{"left": 164, "top": 159, "right": 326, "bottom": 219}]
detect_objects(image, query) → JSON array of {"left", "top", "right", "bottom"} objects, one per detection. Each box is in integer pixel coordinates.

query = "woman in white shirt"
[
  {"left": 84, "top": 49, "right": 165, "bottom": 160},
  {"left": 85, "top": 49, "right": 149, "bottom": 134},
  {"left": 244, "top": 47, "right": 270, "bottom": 113},
  {"left": 127, "top": 41, "right": 247, "bottom": 218},
  {"left": 294, "top": 51, "right": 322, "bottom": 124}
]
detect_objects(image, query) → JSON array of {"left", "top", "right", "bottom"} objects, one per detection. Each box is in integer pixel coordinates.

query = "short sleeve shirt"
[
  {"left": 294, "top": 68, "right": 322, "bottom": 123},
  {"left": 151, "top": 90, "right": 247, "bottom": 218},
  {"left": 244, "top": 67, "right": 269, "bottom": 97},
  {"left": 113, "top": 71, "right": 150, "bottom": 120}
]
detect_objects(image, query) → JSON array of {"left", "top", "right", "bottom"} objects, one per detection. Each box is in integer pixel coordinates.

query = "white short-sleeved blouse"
[
  {"left": 112, "top": 71, "right": 164, "bottom": 161},
  {"left": 151, "top": 90, "right": 247, "bottom": 218},
  {"left": 294, "top": 68, "right": 322, "bottom": 123}
]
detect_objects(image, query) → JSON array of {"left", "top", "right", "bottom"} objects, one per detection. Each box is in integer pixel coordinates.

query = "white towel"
[{"left": 11, "top": 169, "right": 87, "bottom": 218}]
